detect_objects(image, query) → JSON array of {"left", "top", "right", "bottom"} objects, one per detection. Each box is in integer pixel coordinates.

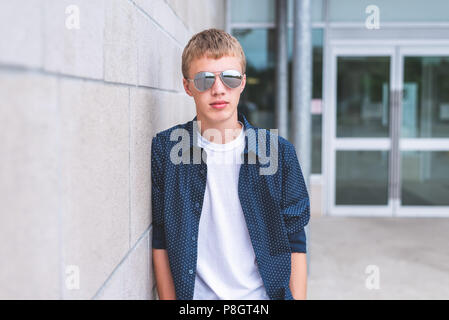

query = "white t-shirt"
[{"left": 193, "top": 121, "right": 270, "bottom": 300}]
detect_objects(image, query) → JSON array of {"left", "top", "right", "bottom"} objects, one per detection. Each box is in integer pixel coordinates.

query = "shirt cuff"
[
  {"left": 152, "top": 223, "right": 166, "bottom": 249},
  {"left": 288, "top": 228, "right": 307, "bottom": 253}
]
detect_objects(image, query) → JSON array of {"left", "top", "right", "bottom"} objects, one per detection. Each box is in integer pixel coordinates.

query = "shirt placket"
[{"left": 186, "top": 146, "right": 208, "bottom": 299}]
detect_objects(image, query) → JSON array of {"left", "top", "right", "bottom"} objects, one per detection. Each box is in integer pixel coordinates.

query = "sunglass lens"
[
  {"left": 194, "top": 72, "right": 215, "bottom": 91},
  {"left": 221, "top": 70, "right": 242, "bottom": 88}
]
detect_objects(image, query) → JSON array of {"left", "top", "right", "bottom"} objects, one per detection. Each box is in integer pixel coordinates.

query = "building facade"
[{"left": 228, "top": 0, "right": 449, "bottom": 217}]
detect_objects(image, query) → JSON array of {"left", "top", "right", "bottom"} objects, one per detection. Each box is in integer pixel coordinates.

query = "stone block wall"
[{"left": 0, "top": 0, "right": 225, "bottom": 299}]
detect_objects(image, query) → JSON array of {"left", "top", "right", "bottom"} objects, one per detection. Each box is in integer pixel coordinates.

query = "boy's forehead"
[{"left": 189, "top": 55, "right": 242, "bottom": 73}]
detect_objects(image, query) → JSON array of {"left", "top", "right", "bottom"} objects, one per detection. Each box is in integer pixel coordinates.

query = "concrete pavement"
[{"left": 307, "top": 217, "right": 449, "bottom": 299}]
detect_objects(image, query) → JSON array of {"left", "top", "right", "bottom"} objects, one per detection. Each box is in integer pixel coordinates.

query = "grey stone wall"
[{"left": 0, "top": 0, "right": 225, "bottom": 299}]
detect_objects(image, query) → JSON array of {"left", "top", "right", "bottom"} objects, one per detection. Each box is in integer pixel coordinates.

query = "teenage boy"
[{"left": 151, "top": 28, "right": 310, "bottom": 300}]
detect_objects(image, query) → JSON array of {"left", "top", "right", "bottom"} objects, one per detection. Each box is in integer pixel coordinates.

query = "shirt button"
[
  {"left": 195, "top": 202, "right": 200, "bottom": 208},
  {"left": 189, "top": 269, "right": 194, "bottom": 274},
  {"left": 191, "top": 236, "right": 195, "bottom": 241}
]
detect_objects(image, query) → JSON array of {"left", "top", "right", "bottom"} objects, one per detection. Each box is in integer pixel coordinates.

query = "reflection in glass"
[
  {"left": 337, "top": 57, "right": 390, "bottom": 138},
  {"left": 336, "top": 151, "right": 389, "bottom": 205},
  {"left": 402, "top": 56, "right": 449, "bottom": 138},
  {"left": 401, "top": 151, "right": 449, "bottom": 206}
]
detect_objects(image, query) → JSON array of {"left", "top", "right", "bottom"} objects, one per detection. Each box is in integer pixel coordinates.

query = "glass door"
[
  {"left": 327, "top": 44, "right": 449, "bottom": 217},
  {"left": 327, "top": 46, "right": 396, "bottom": 216},
  {"left": 397, "top": 47, "right": 449, "bottom": 216}
]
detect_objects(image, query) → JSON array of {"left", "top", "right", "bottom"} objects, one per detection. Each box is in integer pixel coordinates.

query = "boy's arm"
[
  {"left": 289, "top": 252, "right": 307, "bottom": 299},
  {"left": 281, "top": 143, "right": 311, "bottom": 300},
  {"left": 151, "top": 136, "right": 176, "bottom": 299},
  {"left": 152, "top": 249, "right": 176, "bottom": 300}
]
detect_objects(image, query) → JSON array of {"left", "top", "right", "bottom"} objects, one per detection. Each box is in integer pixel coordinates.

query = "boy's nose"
[{"left": 210, "top": 75, "right": 226, "bottom": 95}]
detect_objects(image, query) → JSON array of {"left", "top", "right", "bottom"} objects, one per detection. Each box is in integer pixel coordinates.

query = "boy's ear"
[
  {"left": 183, "top": 78, "right": 193, "bottom": 97},
  {"left": 239, "top": 74, "right": 246, "bottom": 94}
]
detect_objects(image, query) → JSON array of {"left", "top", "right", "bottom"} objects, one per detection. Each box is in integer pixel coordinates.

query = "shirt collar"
[{"left": 187, "top": 111, "right": 259, "bottom": 158}]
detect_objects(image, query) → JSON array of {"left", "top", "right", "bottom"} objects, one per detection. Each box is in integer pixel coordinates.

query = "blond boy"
[{"left": 151, "top": 29, "right": 310, "bottom": 300}]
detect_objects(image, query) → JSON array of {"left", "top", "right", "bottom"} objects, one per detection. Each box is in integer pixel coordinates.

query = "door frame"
[{"left": 326, "top": 44, "right": 396, "bottom": 217}]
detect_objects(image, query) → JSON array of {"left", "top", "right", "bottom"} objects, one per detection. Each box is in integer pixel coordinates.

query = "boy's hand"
[
  {"left": 289, "top": 252, "right": 307, "bottom": 300},
  {"left": 153, "top": 248, "right": 176, "bottom": 300}
]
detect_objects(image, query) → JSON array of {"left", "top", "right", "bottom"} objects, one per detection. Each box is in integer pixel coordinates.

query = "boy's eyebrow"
[
  {"left": 197, "top": 70, "right": 223, "bottom": 73},
  {"left": 196, "top": 69, "right": 241, "bottom": 74}
]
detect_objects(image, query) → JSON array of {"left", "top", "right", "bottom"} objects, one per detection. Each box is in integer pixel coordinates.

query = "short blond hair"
[{"left": 181, "top": 28, "right": 246, "bottom": 79}]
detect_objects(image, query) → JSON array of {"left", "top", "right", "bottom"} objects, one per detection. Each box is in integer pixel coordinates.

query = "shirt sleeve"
[
  {"left": 281, "top": 143, "right": 310, "bottom": 253},
  {"left": 151, "top": 135, "right": 167, "bottom": 249}
]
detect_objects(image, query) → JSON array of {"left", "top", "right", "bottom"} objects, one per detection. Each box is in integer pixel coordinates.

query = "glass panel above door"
[
  {"left": 328, "top": 0, "right": 449, "bottom": 23},
  {"left": 337, "top": 57, "right": 390, "bottom": 138},
  {"left": 402, "top": 56, "right": 449, "bottom": 138}
]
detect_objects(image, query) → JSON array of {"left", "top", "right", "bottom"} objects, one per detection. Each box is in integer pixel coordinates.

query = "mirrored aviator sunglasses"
[{"left": 188, "top": 70, "right": 243, "bottom": 92}]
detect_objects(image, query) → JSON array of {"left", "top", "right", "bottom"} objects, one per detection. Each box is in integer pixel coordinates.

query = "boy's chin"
[{"left": 200, "top": 107, "right": 236, "bottom": 121}]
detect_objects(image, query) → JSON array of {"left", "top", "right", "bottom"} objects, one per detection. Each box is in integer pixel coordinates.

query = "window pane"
[
  {"left": 288, "top": 28, "right": 323, "bottom": 99},
  {"left": 337, "top": 56, "right": 390, "bottom": 138},
  {"left": 401, "top": 151, "right": 449, "bottom": 205},
  {"left": 311, "top": 114, "right": 322, "bottom": 174},
  {"left": 288, "top": 28, "right": 323, "bottom": 174},
  {"left": 233, "top": 28, "right": 276, "bottom": 130},
  {"left": 329, "top": 0, "right": 449, "bottom": 23},
  {"left": 231, "top": 0, "right": 324, "bottom": 24},
  {"left": 336, "top": 151, "right": 389, "bottom": 205},
  {"left": 233, "top": 27, "right": 324, "bottom": 173},
  {"left": 402, "top": 56, "right": 449, "bottom": 138},
  {"left": 231, "top": 0, "right": 275, "bottom": 24},
  {"left": 288, "top": 0, "right": 323, "bottom": 23}
]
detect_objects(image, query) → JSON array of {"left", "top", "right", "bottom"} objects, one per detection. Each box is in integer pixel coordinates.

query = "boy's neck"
[{"left": 196, "top": 112, "right": 243, "bottom": 144}]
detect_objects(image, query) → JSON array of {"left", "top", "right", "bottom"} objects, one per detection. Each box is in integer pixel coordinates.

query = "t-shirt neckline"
[{"left": 197, "top": 121, "right": 244, "bottom": 152}]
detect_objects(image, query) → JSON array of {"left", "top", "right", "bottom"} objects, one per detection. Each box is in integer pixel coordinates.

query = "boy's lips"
[{"left": 210, "top": 100, "right": 229, "bottom": 109}]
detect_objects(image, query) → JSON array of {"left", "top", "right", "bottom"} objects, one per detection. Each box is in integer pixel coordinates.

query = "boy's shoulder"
[
  {"left": 152, "top": 120, "right": 190, "bottom": 142},
  {"left": 151, "top": 117, "right": 193, "bottom": 153}
]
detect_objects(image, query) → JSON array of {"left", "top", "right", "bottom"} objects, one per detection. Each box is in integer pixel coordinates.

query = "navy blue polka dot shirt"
[{"left": 151, "top": 111, "right": 310, "bottom": 300}]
